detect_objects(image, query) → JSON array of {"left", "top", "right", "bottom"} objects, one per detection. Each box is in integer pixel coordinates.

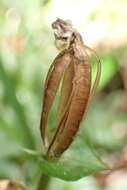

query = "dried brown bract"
[{"left": 40, "top": 18, "right": 101, "bottom": 157}]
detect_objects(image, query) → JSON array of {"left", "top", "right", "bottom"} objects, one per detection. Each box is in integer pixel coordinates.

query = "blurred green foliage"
[{"left": 0, "top": 0, "right": 127, "bottom": 189}]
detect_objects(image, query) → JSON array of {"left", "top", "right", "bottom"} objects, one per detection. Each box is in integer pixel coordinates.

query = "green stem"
[{"left": 37, "top": 174, "right": 50, "bottom": 190}]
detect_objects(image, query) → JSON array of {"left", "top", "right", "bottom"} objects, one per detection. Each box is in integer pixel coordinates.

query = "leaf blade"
[{"left": 25, "top": 136, "right": 109, "bottom": 181}]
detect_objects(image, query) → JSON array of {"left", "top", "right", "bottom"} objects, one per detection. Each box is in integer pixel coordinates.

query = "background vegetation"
[{"left": 0, "top": 0, "right": 127, "bottom": 189}]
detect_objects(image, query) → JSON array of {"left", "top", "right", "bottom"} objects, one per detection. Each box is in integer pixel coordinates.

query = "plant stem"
[{"left": 37, "top": 174, "right": 50, "bottom": 190}]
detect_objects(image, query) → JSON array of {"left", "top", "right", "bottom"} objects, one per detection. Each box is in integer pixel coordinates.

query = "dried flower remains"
[{"left": 40, "top": 18, "right": 101, "bottom": 157}]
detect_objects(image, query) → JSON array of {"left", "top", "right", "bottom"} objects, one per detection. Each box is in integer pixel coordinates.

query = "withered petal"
[
  {"left": 85, "top": 46, "right": 101, "bottom": 104},
  {"left": 47, "top": 59, "right": 75, "bottom": 155},
  {"left": 40, "top": 50, "right": 72, "bottom": 148}
]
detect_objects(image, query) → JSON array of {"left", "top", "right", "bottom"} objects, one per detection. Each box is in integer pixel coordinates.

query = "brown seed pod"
[
  {"left": 40, "top": 18, "right": 101, "bottom": 157},
  {"left": 48, "top": 56, "right": 91, "bottom": 157}
]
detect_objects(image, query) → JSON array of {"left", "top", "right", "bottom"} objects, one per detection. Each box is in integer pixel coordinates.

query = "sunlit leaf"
[{"left": 24, "top": 136, "right": 108, "bottom": 181}]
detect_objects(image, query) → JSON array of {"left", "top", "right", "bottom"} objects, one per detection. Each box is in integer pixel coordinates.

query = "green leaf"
[{"left": 24, "top": 136, "right": 109, "bottom": 181}]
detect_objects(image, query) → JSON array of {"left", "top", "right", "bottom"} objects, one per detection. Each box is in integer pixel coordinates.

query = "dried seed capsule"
[
  {"left": 40, "top": 18, "right": 101, "bottom": 157},
  {"left": 48, "top": 55, "right": 91, "bottom": 157}
]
